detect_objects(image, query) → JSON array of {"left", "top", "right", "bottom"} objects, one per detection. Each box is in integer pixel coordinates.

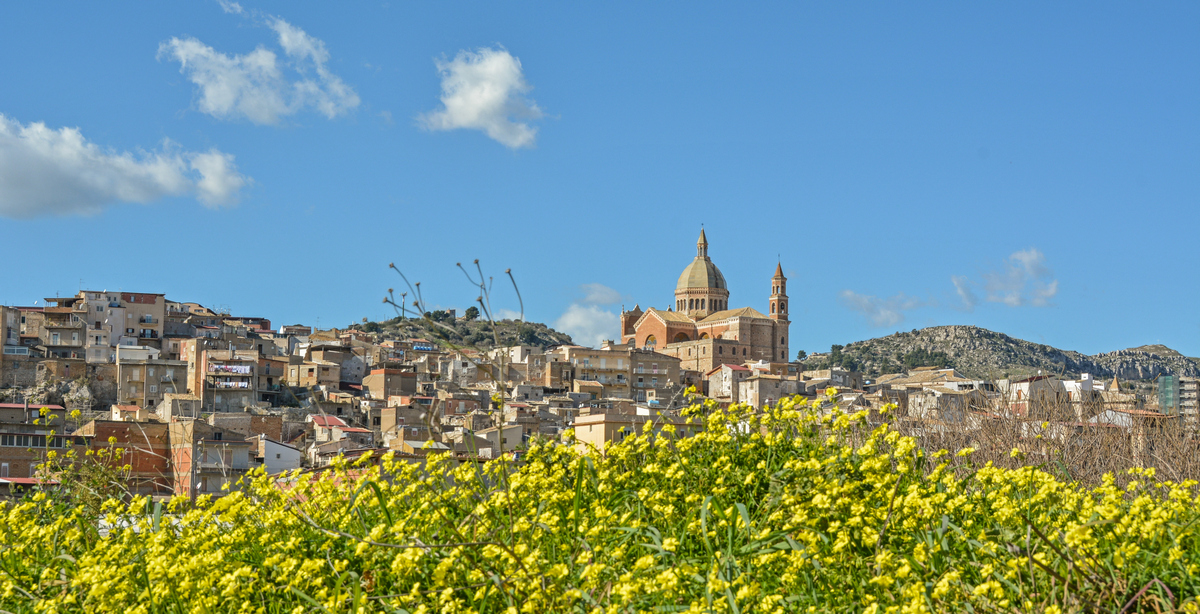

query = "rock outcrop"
[{"left": 805, "top": 325, "right": 1199, "bottom": 381}]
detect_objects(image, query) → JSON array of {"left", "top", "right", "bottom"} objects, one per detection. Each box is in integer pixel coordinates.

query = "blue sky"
[{"left": 1, "top": 2, "right": 1197, "bottom": 356}]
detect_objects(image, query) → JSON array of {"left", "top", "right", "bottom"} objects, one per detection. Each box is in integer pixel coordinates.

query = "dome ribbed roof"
[{"left": 677, "top": 258, "right": 727, "bottom": 291}]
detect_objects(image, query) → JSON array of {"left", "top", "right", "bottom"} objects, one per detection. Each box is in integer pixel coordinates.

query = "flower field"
[{"left": 2, "top": 395, "right": 1199, "bottom": 613}]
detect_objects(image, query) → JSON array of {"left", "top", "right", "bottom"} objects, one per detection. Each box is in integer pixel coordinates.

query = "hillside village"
[{"left": 1, "top": 232, "right": 1197, "bottom": 498}]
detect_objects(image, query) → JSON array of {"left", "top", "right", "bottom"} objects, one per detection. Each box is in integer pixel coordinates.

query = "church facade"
[{"left": 619, "top": 230, "right": 790, "bottom": 374}]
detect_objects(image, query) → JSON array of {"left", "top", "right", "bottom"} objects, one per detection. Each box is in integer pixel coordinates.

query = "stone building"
[{"left": 620, "top": 230, "right": 791, "bottom": 373}]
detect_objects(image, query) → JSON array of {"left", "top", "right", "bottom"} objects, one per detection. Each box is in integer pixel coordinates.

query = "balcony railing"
[
  {"left": 44, "top": 338, "right": 85, "bottom": 347},
  {"left": 139, "top": 318, "right": 159, "bottom": 325},
  {"left": 198, "top": 462, "right": 250, "bottom": 472},
  {"left": 208, "top": 365, "right": 252, "bottom": 375},
  {"left": 211, "top": 381, "right": 250, "bottom": 389},
  {"left": 44, "top": 321, "right": 84, "bottom": 329}
]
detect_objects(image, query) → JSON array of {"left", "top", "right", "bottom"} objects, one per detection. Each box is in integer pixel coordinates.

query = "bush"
[{"left": 2, "top": 396, "right": 1198, "bottom": 612}]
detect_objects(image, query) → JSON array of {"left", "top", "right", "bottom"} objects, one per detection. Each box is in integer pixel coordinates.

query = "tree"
[
  {"left": 463, "top": 306, "right": 480, "bottom": 321},
  {"left": 520, "top": 328, "right": 539, "bottom": 345},
  {"left": 796, "top": 349, "right": 807, "bottom": 361}
]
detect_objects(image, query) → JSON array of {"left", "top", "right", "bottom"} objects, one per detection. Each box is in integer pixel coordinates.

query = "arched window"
[
  {"left": 700, "top": 299, "right": 705, "bottom": 310},
  {"left": 719, "top": 346, "right": 723, "bottom": 354},
  {"left": 781, "top": 336, "right": 785, "bottom": 344},
  {"left": 742, "top": 348, "right": 747, "bottom": 356},
  {"left": 688, "top": 299, "right": 694, "bottom": 310},
  {"left": 771, "top": 304, "right": 776, "bottom": 314},
  {"left": 644, "top": 335, "right": 657, "bottom": 348},
  {"left": 781, "top": 302, "right": 785, "bottom": 312}
]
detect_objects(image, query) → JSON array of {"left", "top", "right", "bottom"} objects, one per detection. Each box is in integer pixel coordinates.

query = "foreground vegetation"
[{"left": 2, "top": 394, "right": 1199, "bottom": 613}]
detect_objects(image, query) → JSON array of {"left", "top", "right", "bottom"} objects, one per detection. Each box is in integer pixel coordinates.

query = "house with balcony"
[
  {"left": 169, "top": 419, "right": 253, "bottom": 498},
  {"left": 193, "top": 349, "right": 259, "bottom": 412},
  {"left": 76, "top": 291, "right": 167, "bottom": 363},
  {"left": 37, "top": 298, "right": 87, "bottom": 359},
  {"left": 115, "top": 354, "right": 188, "bottom": 409}
]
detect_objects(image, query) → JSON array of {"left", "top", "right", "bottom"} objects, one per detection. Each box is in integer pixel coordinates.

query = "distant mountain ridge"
[{"left": 805, "top": 325, "right": 1199, "bottom": 381}]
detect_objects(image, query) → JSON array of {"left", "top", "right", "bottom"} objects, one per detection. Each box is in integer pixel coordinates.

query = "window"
[
  {"left": 0, "top": 463, "right": 7, "bottom": 478},
  {"left": 276, "top": 453, "right": 281, "bottom": 459},
  {"left": 213, "top": 432, "right": 222, "bottom": 441},
  {"left": 149, "top": 385, "right": 157, "bottom": 393},
  {"left": 148, "top": 367, "right": 155, "bottom": 377}
]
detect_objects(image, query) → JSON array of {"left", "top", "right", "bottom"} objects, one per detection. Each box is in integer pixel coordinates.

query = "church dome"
[
  {"left": 677, "top": 258, "right": 727, "bottom": 291},
  {"left": 676, "top": 229, "right": 727, "bottom": 291}
]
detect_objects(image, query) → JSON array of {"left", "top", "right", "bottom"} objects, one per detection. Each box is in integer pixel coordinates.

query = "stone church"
[{"left": 620, "top": 230, "right": 790, "bottom": 373}]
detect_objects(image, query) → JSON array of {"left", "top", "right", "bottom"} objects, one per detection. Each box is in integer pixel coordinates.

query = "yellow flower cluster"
[{"left": 2, "top": 396, "right": 1198, "bottom": 612}]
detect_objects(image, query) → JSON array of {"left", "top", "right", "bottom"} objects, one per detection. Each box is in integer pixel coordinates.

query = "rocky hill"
[
  {"left": 802, "top": 325, "right": 1199, "bottom": 381},
  {"left": 350, "top": 312, "right": 573, "bottom": 350}
]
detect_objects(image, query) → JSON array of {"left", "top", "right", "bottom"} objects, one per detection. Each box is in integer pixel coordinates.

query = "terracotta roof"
[
  {"left": 877, "top": 370, "right": 969, "bottom": 386},
  {"left": 309, "top": 415, "right": 348, "bottom": 427},
  {"left": 336, "top": 427, "right": 373, "bottom": 434},
  {"left": 699, "top": 307, "right": 768, "bottom": 322},
  {"left": 0, "top": 403, "right": 65, "bottom": 410},
  {"left": 646, "top": 308, "right": 694, "bottom": 324}
]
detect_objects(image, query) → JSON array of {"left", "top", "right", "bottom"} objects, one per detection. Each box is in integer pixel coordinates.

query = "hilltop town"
[{"left": 1, "top": 230, "right": 1196, "bottom": 498}]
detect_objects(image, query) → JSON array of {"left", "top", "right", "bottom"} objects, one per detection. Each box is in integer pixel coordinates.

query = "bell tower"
[
  {"left": 769, "top": 262, "right": 787, "bottom": 321},
  {"left": 770, "top": 262, "right": 789, "bottom": 361}
]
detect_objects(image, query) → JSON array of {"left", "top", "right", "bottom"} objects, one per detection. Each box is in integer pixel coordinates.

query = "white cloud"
[
  {"left": 217, "top": 0, "right": 244, "bottom": 14},
  {"left": 579, "top": 283, "right": 622, "bottom": 306},
  {"left": 555, "top": 304, "right": 619, "bottom": 348},
  {"left": 981, "top": 248, "right": 1058, "bottom": 307},
  {"left": 493, "top": 308, "right": 523, "bottom": 321},
  {"left": 839, "top": 290, "right": 927, "bottom": 327},
  {"left": 159, "top": 16, "right": 359, "bottom": 125},
  {"left": 951, "top": 275, "right": 978, "bottom": 311},
  {"left": 0, "top": 113, "right": 249, "bottom": 219},
  {"left": 420, "top": 47, "right": 543, "bottom": 149},
  {"left": 189, "top": 150, "right": 249, "bottom": 206}
]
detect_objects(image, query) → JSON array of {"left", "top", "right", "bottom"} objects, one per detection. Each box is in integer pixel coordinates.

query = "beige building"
[
  {"left": 76, "top": 291, "right": 167, "bottom": 363},
  {"left": 738, "top": 374, "right": 801, "bottom": 408},
  {"left": 37, "top": 298, "right": 86, "bottom": 359},
  {"left": 116, "top": 355, "right": 187, "bottom": 409},
  {"left": 572, "top": 413, "right": 698, "bottom": 454},
  {"left": 563, "top": 346, "right": 632, "bottom": 399}
]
